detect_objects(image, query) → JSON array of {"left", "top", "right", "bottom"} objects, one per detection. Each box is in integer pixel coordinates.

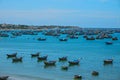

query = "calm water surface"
[{"left": 0, "top": 33, "right": 120, "bottom": 80}]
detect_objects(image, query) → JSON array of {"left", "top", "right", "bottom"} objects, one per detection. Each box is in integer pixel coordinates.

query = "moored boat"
[
  {"left": 68, "top": 35, "right": 79, "bottom": 39},
  {"left": 37, "top": 37, "right": 46, "bottom": 41},
  {"left": 7, "top": 53, "right": 17, "bottom": 58},
  {"left": 104, "top": 59, "right": 113, "bottom": 64},
  {"left": 31, "top": 52, "right": 40, "bottom": 57},
  {"left": 59, "top": 38, "right": 68, "bottom": 41},
  {"left": 68, "top": 60, "right": 80, "bottom": 65},
  {"left": 12, "top": 57, "right": 23, "bottom": 63},
  {"left": 74, "top": 75, "right": 82, "bottom": 79},
  {"left": 105, "top": 41, "right": 113, "bottom": 45},
  {"left": 37, "top": 55, "right": 48, "bottom": 61},
  {"left": 0, "top": 76, "right": 9, "bottom": 80},
  {"left": 44, "top": 61, "right": 56, "bottom": 66},
  {"left": 61, "top": 66, "right": 68, "bottom": 70},
  {"left": 112, "top": 37, "right": 118, "bottom": 40},
  {"left": 92, "top": 71, "right": 99, "bottom": 76},
  {"left": 59, "top": 56, "right": 67, "bottom": 61},
  {"left": 86, "top": 36, "right": 95, "bottom": 40}
]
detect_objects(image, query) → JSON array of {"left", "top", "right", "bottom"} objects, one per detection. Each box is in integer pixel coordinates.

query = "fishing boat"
[
  {"left": 105, "top": 41, "right": 113, "bottom": 45},
  {"left": 74, "top": 75, "right": 82, "bottom": 79},
  {"left": 12, "top": 57, "right": 22, "bottom": 63},
  {"left": 37, "top": 55, "right": 48, "bottom": 61},
  {"left": 0, "top": 76, "right": 9, "bottom": 80},
  {"left": 92, "top": 71, "right": 99, "bottom": 76},
  {"left": 104, "top": 59, "right": 113, "bottom": 64},
  {"left": 31, "top": 52, "right": 40, "bottom": 57},
  {"left": 6, "top": 53, "right": 17, "bottom": 58},
  {"left": 59, "top": 38, "right": 68, "bottom": 41},
  {"left": 61, "top": 66, "right": 68, "bottom": 70},
  {"left": 59, "top": 56, "right": 67, "bottom": 61},
  {"left": 44, "top": 61, "right": 56, "bottom": 66},
  {"left": 68, "top": 60, "right": 79, "bottom": 65},
  {"left": 69, "top": 35, "right": 79, "bottom": 39},
  {"left": 37, "top": 37, "right": 46, "bottom": 41},
  {"left": 112, "top": 37, "right": 118, "bottom": 40},
  {"left": 86, "top": 36, "right": 95, "bottom": 40}
]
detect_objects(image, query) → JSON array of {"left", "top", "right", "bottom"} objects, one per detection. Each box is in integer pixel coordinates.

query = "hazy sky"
[{"left": 0, "top": 0, "right": 120, "bottom": 28}]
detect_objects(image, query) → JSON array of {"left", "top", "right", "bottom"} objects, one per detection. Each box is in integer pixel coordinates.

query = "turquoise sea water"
[{"left": 0, "top": 32, "right": 120, "bottom": 80}]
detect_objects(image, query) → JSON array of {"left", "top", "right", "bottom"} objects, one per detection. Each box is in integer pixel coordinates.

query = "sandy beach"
[{"left": 0, "top": 73, "right": 52, "bottom": 80}]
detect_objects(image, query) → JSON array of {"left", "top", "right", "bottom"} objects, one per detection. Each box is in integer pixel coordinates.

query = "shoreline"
[{"left": 0, "top": 73, "right": 52, "bottom": 80}]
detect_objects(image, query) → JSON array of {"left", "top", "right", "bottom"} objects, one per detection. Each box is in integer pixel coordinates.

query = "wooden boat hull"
[
  {"left": 37, "top": 56, "right": 47, "bottom": 61},
  {"left": 104, "top": 59, "right": 113, "bottom": 64},
  {"left": 59, "top": 57, "right": 67, "bottom": 61},
  {"left": 0, "top": 76, "right": 9, "bottom": 80},
  {"left": 92, "top": 71, "right": 99, "bottom": 76},
  {"left": 59, "top": 38, "right": 68, "bottom": 41},
  {"left": 74, "top": 75, "right": 82, "bottom": 79},
  {"left": 37, "top": 38, "right": 46, "bottom": 41},
  {"left": 44, "top": 61, "right": 56, "bottom": 66},
  {"left": 112, "top": 37, "right": 118, "bottom": 40},
  {"left": 31, "top": 53, "right": 40, "bottom": 57},
  {"left": 105, "top": 42, "right": 113, "bottom": 45},
  {"left": 7, "top": 53, "right": 17, "bottom": 58},
  {"left": 61, "top": 66, "right": 68, "bottom": 70},
  {"left": 68, "top": 60, "right": 79, "bottom": 65},
  {"left": 12, "top": 57, "right": 22, "bottom": 63}
]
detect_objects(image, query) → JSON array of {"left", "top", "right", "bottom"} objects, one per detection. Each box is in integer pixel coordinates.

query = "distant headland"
[
  {"left": 0, "top": 23, "right": 120, "bottom": 31},
  {"left": 0, "top": 23, "right": 80, "bottom": 30}
]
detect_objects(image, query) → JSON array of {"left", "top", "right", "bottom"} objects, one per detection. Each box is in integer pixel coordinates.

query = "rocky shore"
[{"left": 0, "top": 23, "right": 80, "bottom": 31}]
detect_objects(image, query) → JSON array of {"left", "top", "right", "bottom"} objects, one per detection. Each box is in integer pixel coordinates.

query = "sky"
[{"left": 0, "top": 0, "right": 120, "bottom": 28}]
